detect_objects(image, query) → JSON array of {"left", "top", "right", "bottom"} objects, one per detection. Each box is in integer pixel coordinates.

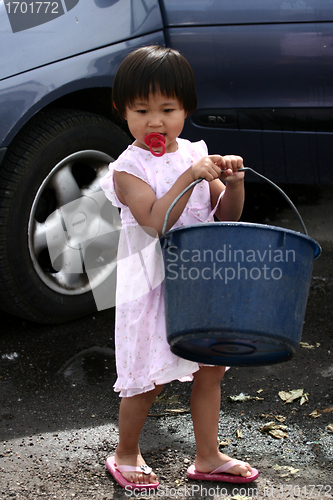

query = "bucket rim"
[{"left": 162, "top": 221, "right": 322, "bottom": 260}]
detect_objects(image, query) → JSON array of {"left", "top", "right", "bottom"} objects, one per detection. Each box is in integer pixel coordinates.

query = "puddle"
[{"left": 57, "top": 346, "right": 115, "bottom": 385}]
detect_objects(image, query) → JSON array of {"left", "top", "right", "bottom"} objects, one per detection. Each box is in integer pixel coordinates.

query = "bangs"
[{"left": 113, "top": 46, "right": 197, "bottom": 118}]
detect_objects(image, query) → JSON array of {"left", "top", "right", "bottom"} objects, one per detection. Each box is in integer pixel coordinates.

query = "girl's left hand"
[{"left": 220, "top": 155, "right": 245, "bottom": 183}]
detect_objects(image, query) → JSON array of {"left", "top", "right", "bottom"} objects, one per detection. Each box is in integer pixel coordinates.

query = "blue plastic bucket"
[{"left": 161, "top": 169, "right": 321, "bottom": 366}]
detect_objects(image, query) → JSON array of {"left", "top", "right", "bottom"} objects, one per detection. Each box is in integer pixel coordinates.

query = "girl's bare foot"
[
  {"left": 114, "top": 451, "right": 158, "bottom": 485},
  {"left": 195, "top": 451, "right": 253, "bottom": 477}
]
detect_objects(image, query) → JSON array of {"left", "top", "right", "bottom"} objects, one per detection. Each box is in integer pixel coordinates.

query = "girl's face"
[{"left": 124, "top": 92, "right": 187, "bottom": 154}]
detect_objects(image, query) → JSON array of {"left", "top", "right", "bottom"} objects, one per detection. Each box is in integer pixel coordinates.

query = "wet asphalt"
[{"left": 0, "top": 185, "right": 333, "bottom": 499}]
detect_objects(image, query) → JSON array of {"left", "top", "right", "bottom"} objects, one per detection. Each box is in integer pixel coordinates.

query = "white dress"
[{"left": 100, "top": 138, "right": 223, "bottom": 397}]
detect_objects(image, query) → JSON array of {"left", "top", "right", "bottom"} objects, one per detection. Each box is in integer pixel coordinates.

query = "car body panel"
[
  {"left": 160, "top": 0, "right": 333, "bottom": 25},
  {"left": 166, "top": 21, "right": 333, "bottom": 184},
  {"left": 0, "top": 30, "right": 165, "bottom": 148},
  {"left": 0, "top": 0, "right": 333, "bottom": 185},
  {"left": 0, "top": 0, "right": 163, "bottom": 80},
  {"left": 166, "top": 23, "right": 333, "bottom": 109}
]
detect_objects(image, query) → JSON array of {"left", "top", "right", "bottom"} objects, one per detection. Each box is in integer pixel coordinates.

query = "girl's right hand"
[{"left": 191, "top": 155, "right": 230, "bottom": 181}]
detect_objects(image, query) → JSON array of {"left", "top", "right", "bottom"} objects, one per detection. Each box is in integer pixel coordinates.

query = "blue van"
[{"left": 0, "top": 0, "right": 332, "bottom": 322}]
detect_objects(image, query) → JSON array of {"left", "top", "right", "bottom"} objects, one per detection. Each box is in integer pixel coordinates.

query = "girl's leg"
[
  {"left": 191, "top": 366, "right": 252, "bottom": 477},
  {"left": 114, "top": 384, "right": 163, "bottom": 485}
]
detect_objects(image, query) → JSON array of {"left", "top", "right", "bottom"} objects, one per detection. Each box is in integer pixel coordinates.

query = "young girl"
[{"left": 100, "top": 45, "right": 258, "bottom": 490}]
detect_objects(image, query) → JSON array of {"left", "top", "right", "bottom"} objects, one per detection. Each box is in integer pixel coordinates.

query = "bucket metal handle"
[{"left": 161, "top": 167, "right": 308, "bottom": 238}]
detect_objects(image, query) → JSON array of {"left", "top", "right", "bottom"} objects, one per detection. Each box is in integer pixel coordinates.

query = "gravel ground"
[{"left": 1, "top": 184, "right": 333, "bottom": 500}]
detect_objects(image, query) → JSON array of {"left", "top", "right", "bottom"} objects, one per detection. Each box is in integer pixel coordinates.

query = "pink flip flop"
[
  {"left": 187, "top": 460, "right": 259, "bottom": 484},
  {"left": 106, "top": 456, "right": 159, "bottom": 490}
]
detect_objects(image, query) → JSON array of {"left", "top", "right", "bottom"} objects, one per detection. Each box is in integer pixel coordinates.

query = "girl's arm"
[
  {"left": 210, "top": 155, "right": 245, "bottom": 222},
  {"left": 114, "top": 155, "right": 231, "bottom": 236}
]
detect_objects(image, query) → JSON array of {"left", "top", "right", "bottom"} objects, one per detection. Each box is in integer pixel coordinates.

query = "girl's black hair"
[{"left": 112, "top": 45, "right": 197, "bottom": 119}]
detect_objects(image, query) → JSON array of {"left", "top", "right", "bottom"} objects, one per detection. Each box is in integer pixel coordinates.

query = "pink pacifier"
[{"left": 144, "top": 133, "right": 166, "bottom": 157}]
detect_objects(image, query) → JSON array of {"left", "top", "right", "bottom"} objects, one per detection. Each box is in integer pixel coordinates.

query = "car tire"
[{"left": 0, "top": 108, "right": 131, "bottom": 323}]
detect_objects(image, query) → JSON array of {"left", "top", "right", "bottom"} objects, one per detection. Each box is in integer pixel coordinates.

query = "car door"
[{"left": 161, "top": 0, "right": 333, "bottom": 184}]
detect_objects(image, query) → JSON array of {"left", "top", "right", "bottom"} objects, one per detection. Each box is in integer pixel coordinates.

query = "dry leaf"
[
  {"left": 262, "top": 421, "right": 273, "bottom": 430},
  {"left": 260, "top": 421, "right": 288, "bottom": 438},
  {"left": 300, "top": 341, "right": 321, "bottom": 349},
  {"left": 164, "top": 408, "right": 189, "bottom": 414},
  {"left": 236, "top": 429, "right": 243, "bottom": 438},
  {"left": 323, "top": 406, "right": 333, "bottom": 413},
  {"left": 278, "top": 389, "right": 303, "bottom": 402},
  {"left": 309, "top": 409, "right": 321, "bottom": 418},
  {"left": 155, "top": 394, "right": 180, "bottom": 404},
  {"left": 275, "top": 415, "right": 286, "bottom": 423},
  {"left": 260, "top": 421, "right": 277, "bottom": 431},
  {"left": 327, "top": 424, "right": 333, "bottom": 432},
  {"left": 155, "top": 394, "right": 166, "bottom": 402},
  {"left": 166, "top": 395, "right": 180, "bottom": 404},
  {"left": 228, "top": 393, "right": 264, "bottom": 402},
  {"left": 300, "top": 342, "right": 315, "bottom": 349},
  {"left": 300, "top": 393, "right": 309, "bottom": 405},
  {"left": 278, "top": 389, "right": 308, "bottom": 405},
  {"left": 274, "top": 465, "right": 300, "bottom": 477},
  {"left": 228, "top": 393, "right": 252, "bottom": 402},
  {"left": 269, "top": 429, "right": 288, "bottom": 439},
  {"left": 148, "top": 407, "right": 190, "bottom": 417}
]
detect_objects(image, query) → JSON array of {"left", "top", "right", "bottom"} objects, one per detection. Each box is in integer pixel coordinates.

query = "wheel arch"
[{"left": 0, "top": 84, "right": 130, "bottom": 167}]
